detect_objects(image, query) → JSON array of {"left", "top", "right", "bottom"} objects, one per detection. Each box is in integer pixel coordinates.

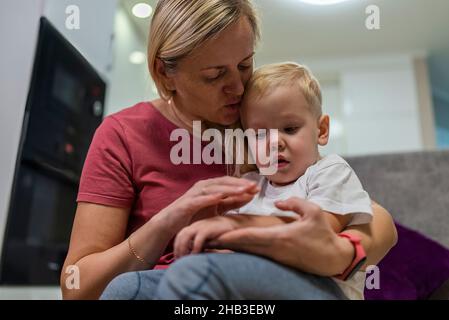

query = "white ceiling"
[{"left": 121, "top": 0, "right": 449, "bottom": 61}]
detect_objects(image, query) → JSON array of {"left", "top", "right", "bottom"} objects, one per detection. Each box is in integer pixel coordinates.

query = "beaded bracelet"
[{"left": 128, "top": 234, "right": 151, "bottom": 266}]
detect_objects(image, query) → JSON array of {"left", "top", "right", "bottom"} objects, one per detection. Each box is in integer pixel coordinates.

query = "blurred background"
[{"left": 0, "top": 0, "right": 448, "bottom": 299}]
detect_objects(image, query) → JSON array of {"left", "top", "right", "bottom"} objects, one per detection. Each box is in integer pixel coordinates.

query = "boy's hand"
[{"left": 174, "top": 216, "right": 238, "bottom": 258}]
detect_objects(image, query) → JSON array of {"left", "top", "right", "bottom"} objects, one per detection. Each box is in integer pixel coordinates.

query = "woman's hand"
[
  {"left": 157, "top": 176, "right": 259, "bottom": 236},
  {"left": 207, "top": 197, "right": 355, "bottom": 276},
  {"left": 174, "top": 216, "right": 239, "bottom": 258}
]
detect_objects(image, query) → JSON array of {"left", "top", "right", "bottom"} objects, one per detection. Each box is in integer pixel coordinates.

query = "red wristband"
[{"left": 335, "top": 233, "right": 367, "bottom": 281}]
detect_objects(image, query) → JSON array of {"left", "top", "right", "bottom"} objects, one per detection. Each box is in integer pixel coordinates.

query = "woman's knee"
[
  {"left": 100, "top": 269, "right": 166, "bottom": 300},
  {"left": 100, "top": 272, "right": 141, "bottom": 300},
  {"left": 155, "top": 254, "right": 226, "bottom": 300}
]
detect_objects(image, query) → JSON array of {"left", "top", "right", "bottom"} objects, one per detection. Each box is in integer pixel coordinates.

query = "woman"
[{"left": 60, "top": 0, "right": 397, "bottom": 300}]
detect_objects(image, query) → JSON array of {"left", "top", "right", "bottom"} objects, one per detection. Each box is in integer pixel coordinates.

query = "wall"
[
  {"left": 428, "top": 52, "right": 449, "bottom": 148},
  {"left": 340, "top": 62, "right": 422, "bottom": 155},
  {"left": 106, "top": 5, "right": 155, "bottom": 116},
  {"left": 0, "top": 0, "right": 118, "bottom": 299},
  {"left": 298, "top": 53, "right": 434, "bottom": 156},
  {"left": 43, "top": 0, "right": 118, "bottom": 79}
]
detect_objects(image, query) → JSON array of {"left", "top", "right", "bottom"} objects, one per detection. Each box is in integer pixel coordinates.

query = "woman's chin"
[{"left": 219, "top": 114, "right": 241, "bottom": 127}]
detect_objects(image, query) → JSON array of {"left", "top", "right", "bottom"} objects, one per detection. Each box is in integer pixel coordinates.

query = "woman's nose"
[{"left": 223, "top": 70, "right": 245, "bottom": 96}]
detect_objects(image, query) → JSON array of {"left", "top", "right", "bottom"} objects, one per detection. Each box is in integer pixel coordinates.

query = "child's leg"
[
  {"left": 100, "top": 269, "right": 166, "bottom": 300},
  {"left": 154, "top": 253, "right": 347, "bottom": 300}
]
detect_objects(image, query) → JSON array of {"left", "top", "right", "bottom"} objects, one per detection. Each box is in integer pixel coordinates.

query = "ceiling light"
[
  {"left": 132, "top": 3, "right": 153, "bottom": 18},
  {"left": 129, "top": 51, "right": 146, "bottom": 65},
  {"left": 299, "top": 0, "right": 353, "bottom": 5}
]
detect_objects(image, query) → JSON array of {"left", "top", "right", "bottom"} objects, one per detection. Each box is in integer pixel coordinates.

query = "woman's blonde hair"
[
  {"left": 246, "top": 62, "right": 323, "bottom": 117},
  {"left": 148, "top": 0, "right": 260, "bottom": 100}
]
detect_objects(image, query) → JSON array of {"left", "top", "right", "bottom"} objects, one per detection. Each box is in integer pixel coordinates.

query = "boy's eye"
[
  {"left": 255, "top": 131, "right": 267, "bottom": 140},
  {"left": 284, "top": 127, "right": 299, "bottom": 134}
]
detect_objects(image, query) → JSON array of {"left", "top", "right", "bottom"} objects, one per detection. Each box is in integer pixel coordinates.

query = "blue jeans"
[{"left": 100, "top": 253, "right": 346, "bottom": 300}]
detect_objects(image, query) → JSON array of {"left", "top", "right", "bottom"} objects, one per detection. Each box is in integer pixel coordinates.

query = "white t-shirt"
[{"left": 227, "top": 154, "right": 373, "bottom": 300}]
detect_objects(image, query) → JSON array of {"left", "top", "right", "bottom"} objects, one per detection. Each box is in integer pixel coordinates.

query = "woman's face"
[{"left": 168, "top": 16, "right": 255, "bottom": 126}]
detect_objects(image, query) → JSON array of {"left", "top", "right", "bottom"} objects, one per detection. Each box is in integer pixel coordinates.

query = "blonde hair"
[
  {"left": 148, "top": 0, "right": 260, "bottom": 100},
  {"left": 245, "top": 62, "right": 322, "bottom": 117},
  {"left": 236, "top": 62, "right": 323, "bottom": 175}
]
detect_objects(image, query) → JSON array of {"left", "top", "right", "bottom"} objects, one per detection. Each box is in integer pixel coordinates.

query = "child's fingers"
[
  {"left": 274, "top": 197, "right": 320, "bottom": 219},
  {"left": 173, "top": 233, "right": 183, "bottom": 258},
  {"left": 191, "top": 232, "right": 207, "bottom": 254},
  {"left": 174, "top": 229, "right": 193, "bottom": 258}
]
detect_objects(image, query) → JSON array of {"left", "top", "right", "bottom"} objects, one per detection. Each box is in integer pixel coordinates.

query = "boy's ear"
[
  {"left": 155, "top": 58, "right": 176, "bottom": 92},
  {"left": 317, "top": 114, "right": 330, "bottom": 146}
]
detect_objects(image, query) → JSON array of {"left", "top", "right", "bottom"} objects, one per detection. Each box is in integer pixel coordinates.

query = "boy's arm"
[
  {"left": 223, "top": 214, "right": 295, "bottom": 228},
  {"left": 325, "top": 212, "right": 354, "bottom": 233},
  {"left": 224, "top": 211, "right": 353, "bottom": 233}
]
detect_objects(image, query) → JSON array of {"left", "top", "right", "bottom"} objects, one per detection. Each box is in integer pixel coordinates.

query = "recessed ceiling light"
[
  {"left": 132, "top": 3, "right": 153, "bottom": 18},
  {"left": 299, "top": 0, "right": 353, "bottom": 5},
  {"left": 129, "top": 51, "right": 146, "bottom": 65}
]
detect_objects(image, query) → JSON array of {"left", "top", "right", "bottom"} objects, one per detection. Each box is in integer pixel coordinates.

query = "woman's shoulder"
[
  {"left": 100, "top": 101, "right": 178, "bottom": 136},
  {"left": 106, "top": 101, "right": 172, "bottom": 126},
  {"left": 89, "top": 101, "right": 178, "bottom": 155}
]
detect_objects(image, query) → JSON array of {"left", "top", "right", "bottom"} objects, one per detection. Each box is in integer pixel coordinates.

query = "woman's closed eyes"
[{"left": 203, "top": 60, "right": 253, "bottom": 83}]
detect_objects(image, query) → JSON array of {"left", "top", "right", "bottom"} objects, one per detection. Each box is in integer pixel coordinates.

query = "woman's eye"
[
  {"left": 284, "top": 127, "right": 299, "bottom": 134},
  {"left": 205, "top": 73, "right": 222, "bottom": 82},
  {"left": 238, "top": 64, "right": 252, "bottom": 71},
  {"left": 204, "top": 70, "right": 225, "bottom": 82}
]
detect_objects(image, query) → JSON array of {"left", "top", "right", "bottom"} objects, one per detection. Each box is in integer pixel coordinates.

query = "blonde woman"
[{"left": 61, "top": 0, "right": 397, "bottom": 300}]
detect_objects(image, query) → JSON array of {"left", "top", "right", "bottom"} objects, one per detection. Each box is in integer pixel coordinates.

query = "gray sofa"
[
  {"left": 347, "top": 150, "right": 449, "bottom": 248},
  {"left": 346, "top": 150, "right": 449, "bottom": 299}
]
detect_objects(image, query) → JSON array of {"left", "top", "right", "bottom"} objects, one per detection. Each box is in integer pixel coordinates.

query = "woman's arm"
[
  {"left": 60, "top": 203, "right": 173, "bottom": 300},
  {"left": 61, "top": 177, "right": 259, "bottom": 299},
  {"left": 208, "top": 198, "right": 397, "bottom": 276}
]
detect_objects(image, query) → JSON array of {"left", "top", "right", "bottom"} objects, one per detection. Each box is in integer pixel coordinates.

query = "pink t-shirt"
[{"left": 77, "top": 102, "right": 227, "bottom": 268}]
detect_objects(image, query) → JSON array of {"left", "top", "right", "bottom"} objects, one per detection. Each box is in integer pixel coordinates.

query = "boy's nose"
[{"left": 277, "top": 136, "right": 286, "bottom": 151}]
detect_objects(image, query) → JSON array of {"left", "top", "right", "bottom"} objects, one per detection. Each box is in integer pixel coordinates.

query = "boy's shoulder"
[
  {"left": 311, "top": 154, "right": 350, "bottom": 172},
  {"left": 303, "top": 154, "right": 353, "bottom": 181}
]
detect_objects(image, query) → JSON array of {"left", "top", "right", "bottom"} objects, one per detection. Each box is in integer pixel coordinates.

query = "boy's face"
[{"left": 241, "top": 85, "right": 329, "bottom": 186}]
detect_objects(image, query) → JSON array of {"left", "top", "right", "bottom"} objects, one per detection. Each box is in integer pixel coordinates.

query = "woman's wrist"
[{"left": 148, "top": 210, "right": 183, "bottom": 238}]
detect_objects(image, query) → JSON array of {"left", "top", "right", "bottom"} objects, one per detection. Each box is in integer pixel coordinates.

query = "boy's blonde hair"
[
  {"left": 245, "top": 62, "right": 323, "bottom": 117},
  {"left": 148, "top": 0, "right": 260, "bottom": 100}
]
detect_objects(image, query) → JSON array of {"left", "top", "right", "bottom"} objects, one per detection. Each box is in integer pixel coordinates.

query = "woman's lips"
[{"left": 224, "top": 103, "right": 240, "bottom": 113}]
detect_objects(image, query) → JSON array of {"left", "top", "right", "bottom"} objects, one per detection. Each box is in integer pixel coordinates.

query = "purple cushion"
[{"left": 364, "top": 222, "right": 449, "bottom": 300}]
